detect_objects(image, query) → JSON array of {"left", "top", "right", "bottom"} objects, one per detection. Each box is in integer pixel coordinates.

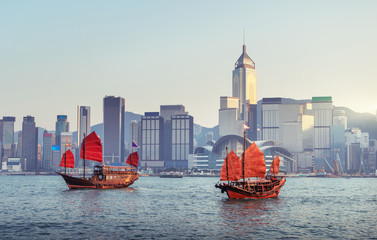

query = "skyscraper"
[
  {"left": 219, "top": 44, "right": 258, "bottom": 139},
  {"left": 42, "top": 131, "right": 53, "bottom": 171},
  {"left": 312, "top": 97, "right": 333, "bottom": 160},
  {"left": 232, "top": 44, "right": 257, "bottom": 120},
  {"left": 140, "top": 112, "right": 164, "bottom": 169},
  {"left": 55, "top": 115, "right": 69, "bottom": 146},
  {"left": 160, "top": 105, "right": 193, "bottom": 169},
  {"left": 77, "top": 106, "right": 91, "bottom": 146},
  {"left": 21, "top": 116, "right": 38, "bottom": 171},
  {"left": 103, "top": 96, "right": 125, "bottom": 164},
  {"left": 130, "top": 120, "right": 140, "bottom": 150},
  {"left": 0, "top": 117, "right": 15, "bottom": 168}
]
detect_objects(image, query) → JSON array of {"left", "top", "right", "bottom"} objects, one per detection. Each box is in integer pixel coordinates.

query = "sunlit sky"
[{"left": 1, "top": 1, "right": 376, "bottom": 131}]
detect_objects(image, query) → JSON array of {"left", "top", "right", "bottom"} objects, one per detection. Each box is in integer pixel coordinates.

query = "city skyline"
[{"left": 1, "top": 1, "right": 377, "bottom": 131}]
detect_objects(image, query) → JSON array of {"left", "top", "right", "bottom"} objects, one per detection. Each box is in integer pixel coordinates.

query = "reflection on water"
[
  {"left": 1, "top": 176, "right": 377, "bottom": 239},
  {"left": 220, "top": 198, "right": 281, "bottom": 227}
]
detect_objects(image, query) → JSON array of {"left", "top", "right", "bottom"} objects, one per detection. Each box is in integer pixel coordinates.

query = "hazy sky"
[{"left": 1, "top": 1, "right": 376, "bottom": 131}]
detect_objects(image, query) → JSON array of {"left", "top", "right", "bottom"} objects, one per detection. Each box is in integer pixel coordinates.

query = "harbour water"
[{"left": 0, "top": 175, "right": 376, "bottom": 239}]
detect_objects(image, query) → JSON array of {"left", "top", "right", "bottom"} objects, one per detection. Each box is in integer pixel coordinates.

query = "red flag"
[{"left": 126, "top": 152, "right": 139, "bottom": 167}]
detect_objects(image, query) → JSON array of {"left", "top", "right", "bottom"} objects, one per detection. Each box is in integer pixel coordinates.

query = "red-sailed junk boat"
[
  {"left": 57, "top": 131, "right": 139, "bottom": 190},
  {"left": 215, "top": 131, "right": 286, "bottom": 199}
]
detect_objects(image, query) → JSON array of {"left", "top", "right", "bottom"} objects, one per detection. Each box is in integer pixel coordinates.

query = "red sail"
[
  {"left": 80, "top": 131, "right": 103, "bottom": 163},
  {"left": 271, "top": 155, "right": 280, "bottom": 174},
  {"left": 60, "top": 149, "right": 75, "bottom": 168},
  {"left": 126, "top": 152, "right": 139, "bottom": 167},
  {"left": 220, "top": 150, "right": 241, "bottom": 181},
  {"left": 241, "top": 142, "right": 266, "bottom": 179}
]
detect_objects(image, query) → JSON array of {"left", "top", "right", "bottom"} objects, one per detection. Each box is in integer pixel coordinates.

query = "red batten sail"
[
  {"left": 220, "top": 150, "right": 241, "bottom": 181},
  {"left": 271, "top": 156, "right": 280, "bottom": 174},
  {"left": 126, "top": 152, "right": 139, "bottom": 167},
  {"left": 241, "top": 142, "right": 266, "bottom": 179},
  {"left": 80, "top": 131, "right": 103, "bottom": 163},
  {"left": 60, "top": 149, "right": 75, "bottom": 168}
]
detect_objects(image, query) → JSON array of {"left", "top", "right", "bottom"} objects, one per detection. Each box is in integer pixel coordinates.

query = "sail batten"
[
  {"left": 80, "top": 131, "right": 103, "bottom": 163},
  {"left": 60, "top": 149, "right": 75, "bottom": 168}
]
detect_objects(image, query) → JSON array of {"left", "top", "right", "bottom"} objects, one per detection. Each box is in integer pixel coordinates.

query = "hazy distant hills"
[
  {"left": 335, "top": 106, "right": 377, "bottom": 139},
  {"left": 21, "top": 102, "right": 377, "bottom": 147}
]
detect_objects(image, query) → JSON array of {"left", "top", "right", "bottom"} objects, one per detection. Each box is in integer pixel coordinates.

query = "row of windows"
[
  {"left": 172, "top": 144, "right": 190, "bottom": 161},
  {"left": 142, "top": 145, "right": 160, "bottom": 161},
  {"left": 142, "top": 119, "right": 161, "bottom": 130},
  {"left": 172, "top": 119, "right": 190, "bottom": 129},
  {"left": 172, "top": 129, "right": 190, "bottom": 144},
  {"left": 142, "top": 130, "right": 160, "bottom": 144}
]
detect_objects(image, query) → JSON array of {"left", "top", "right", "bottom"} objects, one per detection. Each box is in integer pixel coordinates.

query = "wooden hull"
[
  {"left": 57, "top": 172, "right": 138, "bottom": 190},
  {"left": 215, "top": 178, "right": 286, "bottom": 199}
]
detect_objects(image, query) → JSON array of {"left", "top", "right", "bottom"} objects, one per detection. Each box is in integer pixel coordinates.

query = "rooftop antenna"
[{"left": 243, "top": 27, "right": 245, "bottom": 46}]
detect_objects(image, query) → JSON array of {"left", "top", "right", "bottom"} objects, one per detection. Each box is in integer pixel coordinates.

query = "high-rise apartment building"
[
  {"left": 21, "top": 116, "right": 38, "bottom": 171},
  {"left": 55, "top": 115, "right": 69, "bottom": 146},
  {"left": 103, "top": 96, "right": 125, "bottom": 164},
  {"left": 77, "top": 106, "right": 91, "bottom": 146},
  {"left": 42, "top": 131, "right": 53, "bottom": 171}
]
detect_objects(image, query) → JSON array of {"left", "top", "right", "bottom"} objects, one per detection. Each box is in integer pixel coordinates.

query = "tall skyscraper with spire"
[
  {"left": 232, "top": 44, "right": 257, "bottom": 121},
  {"left": 219, "top": 43, "right": 258, "bottom": 140}
]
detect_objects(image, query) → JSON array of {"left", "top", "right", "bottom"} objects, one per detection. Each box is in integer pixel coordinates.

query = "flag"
[
  {"left": 65, "top": 140, "right": 71, "bottom": 147},
  {"left": 132, "top": 141, "right": 139, "bottom": 148},
  {"left": 243, "top": 122, "right": 250, "bottom": 130}
]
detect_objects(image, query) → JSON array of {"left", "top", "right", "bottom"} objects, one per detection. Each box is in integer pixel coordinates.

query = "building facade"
[
  {"left": 21, "top": 116, "right": 38, "bottom": 171},
  {"left": 103, "top": 96, "right": 125, "bottom": 164},
  {"left": 140, "top": 112, "right": 164, "bottom": 169},
  {"left": 55, "top": 115, "right": 69, "bottom": 146},
  {"left": 169, "top": 114, "right": 194, "bottom": 168},
  {"left": 218, "top": 44, "right": 258, "bottom": 139},
  {"left": 312, "top": 97, "right": 333, "bottom": 160},
  {"left": 77, "top": 106, "right": 91, "bottom": 146},
  {"left": 0, "top": 116, "right": 16, "bottom": 169},
  {"left": 42, "top": 131, "right": 53, "bottom": 171}
]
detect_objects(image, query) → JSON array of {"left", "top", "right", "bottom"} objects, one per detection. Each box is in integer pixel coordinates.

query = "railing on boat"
[{"left": 94, "top": 166, "right": 136, "bottom": 175}]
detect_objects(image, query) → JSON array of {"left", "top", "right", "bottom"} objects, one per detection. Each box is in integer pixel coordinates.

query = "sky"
[{"left": 1, "top": 0, "right": 377, "bottom": 131}]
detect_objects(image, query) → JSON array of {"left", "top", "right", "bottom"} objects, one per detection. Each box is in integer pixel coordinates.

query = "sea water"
[{"left": 0, "top": 176, "right": 376, "bottom": 239}]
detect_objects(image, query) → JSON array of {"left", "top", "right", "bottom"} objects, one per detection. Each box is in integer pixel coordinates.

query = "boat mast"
[
  {"left": 83, "top": 133, "right": 86, "bottom": 179},
  {"left": 226, "top": 147, "right": 229, "bottom": 185},
  {"left": 64, "top": 142, "right": 67, "bottom": 175},
  {"left": 243, "top": 130, "right": 246, "bottom": 183}
]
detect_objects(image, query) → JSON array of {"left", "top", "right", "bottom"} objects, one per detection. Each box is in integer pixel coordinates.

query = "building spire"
[{"left": 243, "top": 27, "right": 245, "bottom": 46}]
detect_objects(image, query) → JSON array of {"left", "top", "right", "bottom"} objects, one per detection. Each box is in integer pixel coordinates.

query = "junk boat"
[
  {"left": 57, "top": 131, "right": 139, "bottom": 190},
  {"left": 215, "top": 131, "right": 285, "bottom": 199}
]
